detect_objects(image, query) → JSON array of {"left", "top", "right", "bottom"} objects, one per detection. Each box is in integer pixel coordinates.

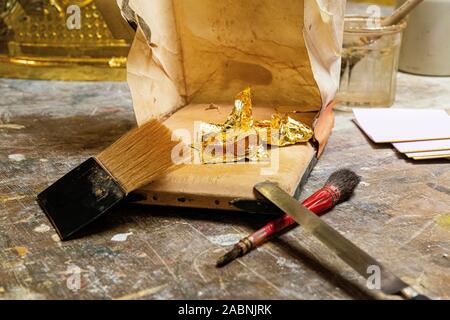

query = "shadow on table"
[{"left": 73, "top": 202, "right": 374, "bottom": 300}]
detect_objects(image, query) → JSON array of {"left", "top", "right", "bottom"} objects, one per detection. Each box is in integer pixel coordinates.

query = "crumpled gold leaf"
[
  {"left": 255, "top": 114, "right": 314, "bottom": 147},
  {"left": 223, "top": 88, "right": 254, "bottom": 131},
  {"left": 195, "top": 88, "right": 313, "bottom": 164}
]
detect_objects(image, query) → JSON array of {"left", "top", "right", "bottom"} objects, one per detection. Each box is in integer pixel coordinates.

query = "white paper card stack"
[{"left": 353, "top": 109, "right": 450, "bottom": 160}]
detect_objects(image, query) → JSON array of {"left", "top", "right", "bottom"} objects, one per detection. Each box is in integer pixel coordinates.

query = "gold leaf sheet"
[{"left": 195, "top": 88, "right": 314, "bottom": 164}]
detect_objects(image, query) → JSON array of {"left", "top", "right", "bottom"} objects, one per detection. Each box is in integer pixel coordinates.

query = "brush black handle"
[{"left": 37, "top": 157, "right": 126, "bottom": 241}]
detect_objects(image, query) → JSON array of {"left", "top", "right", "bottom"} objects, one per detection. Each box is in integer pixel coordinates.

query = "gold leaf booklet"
[{"left": 118, "top": 0, "right": 346, "bottom": 210}]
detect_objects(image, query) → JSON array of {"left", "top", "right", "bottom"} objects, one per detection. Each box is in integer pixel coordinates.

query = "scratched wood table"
[{"left": 0, "top": 74, "right": 449, "bottom": 300}]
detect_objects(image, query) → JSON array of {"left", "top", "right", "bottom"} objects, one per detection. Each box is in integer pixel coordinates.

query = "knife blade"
[{"left": 254, "top": 181, "right": 430, "bottom": 300}]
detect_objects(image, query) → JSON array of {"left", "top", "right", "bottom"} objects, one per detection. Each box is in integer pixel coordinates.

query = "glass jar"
[{"left": 337, "top": 16, "right": 407, "bottom": 111}]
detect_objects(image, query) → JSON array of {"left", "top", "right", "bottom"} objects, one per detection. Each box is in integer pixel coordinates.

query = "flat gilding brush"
[
  {"left": 37, "top": 119, "right": 181, "bottom": 240},
  {"left": 217, "top": 169, "right": 361, "bottom": 267}
]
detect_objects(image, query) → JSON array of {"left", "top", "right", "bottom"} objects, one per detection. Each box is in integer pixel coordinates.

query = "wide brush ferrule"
[
  {"left": 302, "top": 188, "right": 335, "bottom": 213},
  {"left": 236, "top": 237, "right": 254, "bottom": 255}
]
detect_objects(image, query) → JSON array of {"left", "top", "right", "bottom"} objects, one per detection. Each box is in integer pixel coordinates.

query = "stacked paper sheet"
[{"left": 353, "top": 109, "right": 450, "bottom": 160}]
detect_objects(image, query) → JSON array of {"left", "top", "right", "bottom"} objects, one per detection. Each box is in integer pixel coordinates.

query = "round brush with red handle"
[{"left": 216, "top": 169, "right": 361, "bottom": 267}]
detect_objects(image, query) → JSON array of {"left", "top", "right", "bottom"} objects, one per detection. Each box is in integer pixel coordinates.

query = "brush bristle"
[
  {"left": 325, "top": 169, "right": 361, "bottom": 203},
  {"left": 97, "top": 119, "right": 182, "bottom": 193}
]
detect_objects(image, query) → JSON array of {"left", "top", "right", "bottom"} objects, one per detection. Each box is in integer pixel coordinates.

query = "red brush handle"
[{"left": 250, "top": 187, "right": 335, "bottom": 247}]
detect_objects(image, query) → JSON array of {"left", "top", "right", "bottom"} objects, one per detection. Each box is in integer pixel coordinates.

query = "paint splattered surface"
[{"left": 0, "top": 76, "right": 449, "bottom": 300}]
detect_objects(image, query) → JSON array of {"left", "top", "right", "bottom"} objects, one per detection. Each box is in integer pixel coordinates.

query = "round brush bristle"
[{"left": 325, "top": 169, "right": 361, "bottom": 203}]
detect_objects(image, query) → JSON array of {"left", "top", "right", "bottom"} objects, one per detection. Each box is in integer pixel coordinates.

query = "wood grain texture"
[{"left": 0, "top": 78, "right": 448, "bottom": 300}]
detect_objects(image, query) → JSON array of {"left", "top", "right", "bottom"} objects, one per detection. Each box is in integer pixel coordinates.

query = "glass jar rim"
[{"left": 344, "top": 15, "right": 407, "bottom": 35}]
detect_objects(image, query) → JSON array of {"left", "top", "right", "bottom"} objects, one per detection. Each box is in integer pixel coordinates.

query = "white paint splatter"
[
  {"left": 111, "top": 232, "right": 133, "bottom": 242},
  {"left": 360, "top": 181, "right": 370, "bottom": 187},
  {"left": 208, "top": 234, "right": 241, "bottom": 247},
  {"left": 33, "top": 224, "right": 51, "bottom": 233},
  {"left": 8, "top": 154, "right": 26, "bottom": 162},
  {"left": 276, "top": 257, "right": 301, "bottom": 271}
]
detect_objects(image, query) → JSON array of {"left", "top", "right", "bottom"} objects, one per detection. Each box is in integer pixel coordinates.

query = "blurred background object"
[
  {"left": 397, "top": 0, "right": 450, "bottom": 76},
  {"left": 0, "top": 0, "right": 134, "bottom": 81},
  {"left": 349, "top": 0, "right": 450, "bottom": 77}
]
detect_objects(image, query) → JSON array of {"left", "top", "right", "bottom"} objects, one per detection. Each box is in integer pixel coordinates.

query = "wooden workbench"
[{"left": 0, "top": 73, "right": 449, "bottom": 300}]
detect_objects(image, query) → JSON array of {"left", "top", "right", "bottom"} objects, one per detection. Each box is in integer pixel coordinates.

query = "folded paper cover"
[
  {"left": 119, "top": 0, "right": 345, "bottom": 209},
  {"left": 121, "top": 0, "right": 344, "bottom": 121}
]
